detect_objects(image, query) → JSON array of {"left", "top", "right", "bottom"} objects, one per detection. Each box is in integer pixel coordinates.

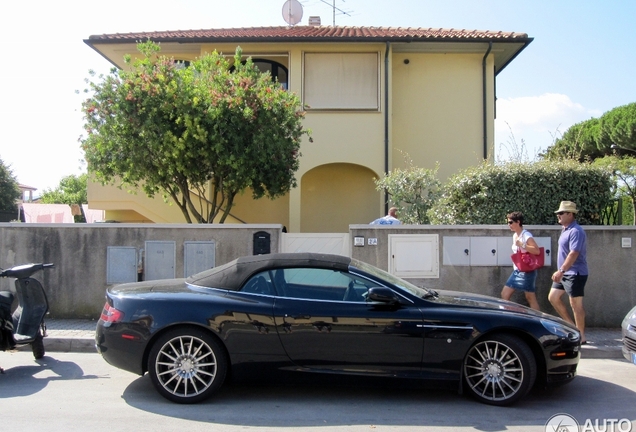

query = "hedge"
[{"left": 428, "top": 160, "right": 612, "bottom": 225}]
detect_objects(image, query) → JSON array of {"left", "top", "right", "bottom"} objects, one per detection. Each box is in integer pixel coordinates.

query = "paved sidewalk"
[
  {"left": 577, "top": 327, "right": 625, "bottom": 359},
  {"left": 12, "top": 319, "right": 626, "bottom": 359},
  {"left": 44, "top": 319, "right": 97, "bottom": 353}
]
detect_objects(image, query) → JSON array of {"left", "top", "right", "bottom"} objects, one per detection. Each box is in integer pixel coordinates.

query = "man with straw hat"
[{"left": 548, "top": 201, "right": 589, "bottom": 344}]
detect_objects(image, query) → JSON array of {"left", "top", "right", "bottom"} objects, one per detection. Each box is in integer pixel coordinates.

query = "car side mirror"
[{"left": 367, "top": 287, "right": 401, "bottom": 305}]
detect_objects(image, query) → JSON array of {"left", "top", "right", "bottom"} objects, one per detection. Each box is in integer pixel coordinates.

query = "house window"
[
  {"left": 230, "top": 59, "right": 289, "bottom": 90},
  {"left": 303, "top": 53, "right": 379, "bottom": 110},
  {"left": 253, "top": 59, "right": 288, "bottom": 90}
]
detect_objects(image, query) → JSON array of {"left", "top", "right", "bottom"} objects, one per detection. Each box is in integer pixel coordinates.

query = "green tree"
[
  {"left": 593, "top": 155, "right": 636, "bottom": 224},
  {"left": 544, "top": 102, "right": 636, "bottom": 161},
  {"left": 543, "top": 118, "right": 603, "bottom": 161},
  {"left": 40, "top": 174, "right": 88, "bottom": 205},
  {"left": 599, "top": 102, "right": 636, "bottom": 152},
  {"left": 81, "top": 41, "right": 309, "bottom": 223},
  {"left": 40, "top": 173, "right": 88, "bottom": 223},
  {"left": 374, "top": 154, "right": 442, "bottom": 224},
  {"left": 0, "top": 157, "right": 20, "bottom": 213}
]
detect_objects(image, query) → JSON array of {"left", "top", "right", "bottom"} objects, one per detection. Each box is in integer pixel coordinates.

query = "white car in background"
[{"left": 622, "top": 306, "right": 636, "bottom": 365}]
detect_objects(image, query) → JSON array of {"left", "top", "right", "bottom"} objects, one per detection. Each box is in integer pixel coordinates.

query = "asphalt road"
[{"left": 1, "top": 351, "right": 635, "bottom": 432}]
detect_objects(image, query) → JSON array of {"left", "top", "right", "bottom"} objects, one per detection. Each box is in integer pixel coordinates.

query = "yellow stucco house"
[{"left": 84, "top": 26, "right": 532, "bottom": 232}]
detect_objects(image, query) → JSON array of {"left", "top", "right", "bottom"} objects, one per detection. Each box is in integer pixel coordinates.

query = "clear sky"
[{"left": 1, "top": 0, "right": 635, "bottom": 193}]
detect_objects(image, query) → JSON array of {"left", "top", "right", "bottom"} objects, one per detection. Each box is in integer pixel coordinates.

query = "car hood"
[{"left": 433, "top": 289, "right": 548, "bottom": 319}]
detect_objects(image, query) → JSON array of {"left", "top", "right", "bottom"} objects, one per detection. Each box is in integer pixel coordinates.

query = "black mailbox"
[{"left": 253, "top": 231, "right": 271, "bottom": 255}]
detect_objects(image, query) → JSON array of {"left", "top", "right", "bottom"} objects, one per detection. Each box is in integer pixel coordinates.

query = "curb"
[
  {"left": 45, "top": 337, "right": 97, "bottom": 353},
  {"left": 579, "top": 346, "right": 624, "bottom": 360},
  {"left": 14, "top": 336, "right": 97, "bottom": 354}
]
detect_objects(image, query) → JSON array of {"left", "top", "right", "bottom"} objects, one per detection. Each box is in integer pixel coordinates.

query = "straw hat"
[{"left": 554, "top": 201, "right": 578, "bottom": 213}]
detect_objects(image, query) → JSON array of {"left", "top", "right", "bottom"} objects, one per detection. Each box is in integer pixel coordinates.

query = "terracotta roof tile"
[{"left": 87, "top": 26, "right": 529, "bottom": 43}]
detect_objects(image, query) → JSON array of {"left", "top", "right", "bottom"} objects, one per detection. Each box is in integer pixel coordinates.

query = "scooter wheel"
[{"left": 31, "top": 332, "right": 45, "bottom": 359}]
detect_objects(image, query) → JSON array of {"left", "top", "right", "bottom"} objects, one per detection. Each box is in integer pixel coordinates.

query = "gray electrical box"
[
  {"left": 443, "top": 236, "right": 500, "bottom": 266},
  {"left": 444, "top": 236, "right": 552, "bottom": 267},
  {"left": 106, "top": 246, "right": 138, "bottom": 284},
  {"left": 388, "top": 234, "right": 439, "bottom": 278},
  {"left": 184, "top": 241, "right": 216, "bottom": 277},
  {"left": 442, "top": 237, "right": 470, "bottom": 266},
  {"left": 469, "top": 237, "right": 499, "bottom": 266},
  {"left": 145, "top": 241, "right": 176, "bottom": 281},
  {"left": 498, "top": 236, "right": 552, "bottom": 267},
  {"left": 497, "top": 237, "right": 514, "bottom": 266},
  {"left": 534, "top": 237, "right": 552, "bottom": 267}
]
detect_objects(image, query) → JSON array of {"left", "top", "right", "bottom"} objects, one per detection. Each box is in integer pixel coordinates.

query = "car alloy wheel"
[
  {"left": 148, "top": 326, "right": 227, "bottom": 404},
  {"left": 463, "top": 334, "right": 536, "bottom": 406}
]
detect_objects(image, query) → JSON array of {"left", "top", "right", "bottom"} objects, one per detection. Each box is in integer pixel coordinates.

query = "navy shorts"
[
  {"left": 505, "top": 269, "right": 537, "bottom": 292},
  {"left": 552, "top": 274, "right": 587, "bottom": 298}
]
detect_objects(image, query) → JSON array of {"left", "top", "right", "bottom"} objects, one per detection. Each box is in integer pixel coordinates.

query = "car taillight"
[{"left": 100, "top": 302, "right": 124, "bottom": 323}]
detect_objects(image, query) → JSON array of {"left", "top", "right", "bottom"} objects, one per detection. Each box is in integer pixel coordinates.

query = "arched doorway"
[{"left": 301, "top": 163, "right": 379, "bottom": 233}]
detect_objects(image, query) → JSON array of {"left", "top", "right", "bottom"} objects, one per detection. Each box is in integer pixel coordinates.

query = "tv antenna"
[
  {"left": 318, "top": 0, "right": 352, "bottom": 26},
  {"left": 282, "top": 0, "right": 303, "bottom": 26}
]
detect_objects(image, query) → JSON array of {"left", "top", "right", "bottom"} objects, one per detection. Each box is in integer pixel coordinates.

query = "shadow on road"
[
  {"left": 0, "top": 355, "right": 100, "bottom": 399},
  {"left": 120, "top": 367, "right": 636, "bottom": 430}
]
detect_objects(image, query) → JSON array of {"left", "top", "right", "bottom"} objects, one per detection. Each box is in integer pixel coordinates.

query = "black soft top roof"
[{"left": 186, "top": 253, "right": 352, "bottom": 291}]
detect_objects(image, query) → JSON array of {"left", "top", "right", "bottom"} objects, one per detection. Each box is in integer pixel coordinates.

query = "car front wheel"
[
  {"left": 463, "top": 334, "right": 536, "bottom": 406},
  {"left": 148, "top": 326, "right": 227, "bottom": 404}
]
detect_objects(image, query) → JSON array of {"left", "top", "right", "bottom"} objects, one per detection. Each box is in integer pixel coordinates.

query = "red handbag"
[{"left": 511, "top": 248, "right": 545, "bottom": 272}]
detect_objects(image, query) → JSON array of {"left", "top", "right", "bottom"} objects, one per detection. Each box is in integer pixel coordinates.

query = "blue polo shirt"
[{"left": 557, "top": 220, "right": 588, "bottom": 275}]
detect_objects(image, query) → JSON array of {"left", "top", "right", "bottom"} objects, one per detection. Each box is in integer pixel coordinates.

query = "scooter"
[{"left": 0, "top": 263, "right": 53, "bottom": 371}]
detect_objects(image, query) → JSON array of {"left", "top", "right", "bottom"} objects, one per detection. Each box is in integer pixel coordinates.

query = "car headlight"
[{"left": 541, "top": 318, "right": 579, "bottom": 341}]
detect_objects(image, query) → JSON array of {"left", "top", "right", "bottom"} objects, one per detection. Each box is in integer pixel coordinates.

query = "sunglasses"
[
  {"left": 507, "top": 220, "right": 516, "bottom": 224},
  {"left": 556, "top": 212, "right": 569, "bottom": 216}
]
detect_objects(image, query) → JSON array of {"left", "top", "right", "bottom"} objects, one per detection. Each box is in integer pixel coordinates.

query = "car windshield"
[{"left": 350, "top": 258, "right": 436, "bottom": 299}]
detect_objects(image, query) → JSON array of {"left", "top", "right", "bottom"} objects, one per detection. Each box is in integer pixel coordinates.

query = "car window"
[
  {"left": 241, "top": 271, "right": 275, "bottom": 296},
  {"left": 278, "top": 268, "right": 380, "bottom": 302},
  {"left": 351, "top": 258, "right": 434, "bottom": 299}
]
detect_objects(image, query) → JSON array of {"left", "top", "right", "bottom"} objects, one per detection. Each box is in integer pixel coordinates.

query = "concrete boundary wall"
[
  {"left": 0, "top": 223, "right": 282, "bottom": 319},
  {"left": 1, "top": 223, "right": 634, "bottom": 326},
  {"left": 351, "top": 224, "right": 636, "bottom": 327}
]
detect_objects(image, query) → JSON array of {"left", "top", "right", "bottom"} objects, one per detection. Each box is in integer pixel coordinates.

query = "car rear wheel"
[
  {"left": 463, "top": 334, "right": 536, "bottom": 406},
  {"left": 148, "top": 326, "right": 227, "bottom": 404}
]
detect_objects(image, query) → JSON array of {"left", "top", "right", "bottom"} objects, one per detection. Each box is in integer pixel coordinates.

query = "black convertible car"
[{"left": 95, "top": 253, "right": 580, "bottom": 406}]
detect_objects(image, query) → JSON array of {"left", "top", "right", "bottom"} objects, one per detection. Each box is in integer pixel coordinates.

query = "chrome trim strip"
[
  {"left": 186, "top": 283, "right": 229, "bottom": 293},
  {"left": 416, "top": 324, "right": 474, "bottom": 330}
]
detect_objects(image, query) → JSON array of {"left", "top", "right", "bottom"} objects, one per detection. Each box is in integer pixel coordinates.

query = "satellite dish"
[{"left": 282, "top": 0, "right": 303, "bottom": 26}]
